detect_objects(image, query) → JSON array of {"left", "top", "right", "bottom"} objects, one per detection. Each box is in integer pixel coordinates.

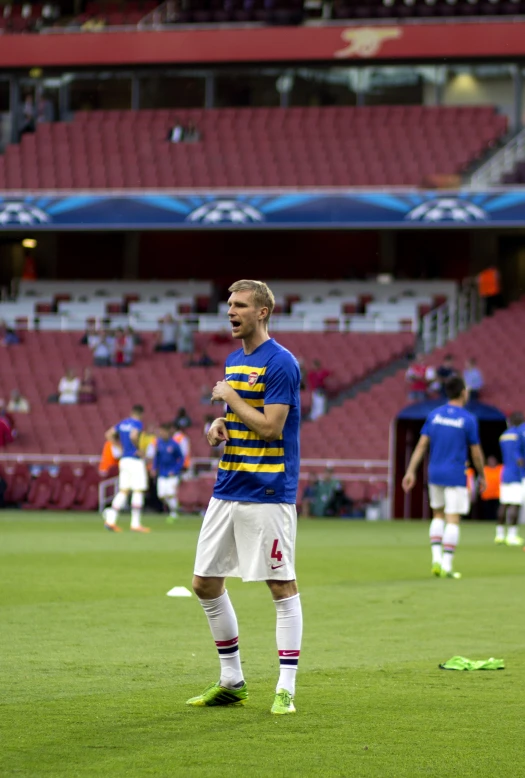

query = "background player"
[
  {"left": 149, "top": 422, "right": 184, "bottom": 520},
  {"left": 402, "top": 376, "right": 485, "bottom": 579},
  {"left": 103, "top": 404, "right": 150, "bottom": 533},
  {"left": 496, "top": 412, "right": 524, "bottom": 546},
  {"left": 186, "top": 279, "right": 302, "bottom": 716}
]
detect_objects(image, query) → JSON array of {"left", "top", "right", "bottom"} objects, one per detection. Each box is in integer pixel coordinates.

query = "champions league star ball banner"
[{"left": 1, "top": 190, "right": 525, "bottom": 229}]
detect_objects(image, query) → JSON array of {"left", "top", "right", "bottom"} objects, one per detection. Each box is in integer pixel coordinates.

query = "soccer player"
[
  {"left": 496, "top": 412, "right": 524, "bottom": 546},
  {"left": 402, "top": 376, "right": 486, "bottom": 579},
  {"left": 149, "top": 422, "right": 184, "bottom": 520},
  {"left": 186, "top": 279, "right": 302, "bottom": 716},
  {"left": 102, "top": 404, "right": 150, "bottom": 533}
]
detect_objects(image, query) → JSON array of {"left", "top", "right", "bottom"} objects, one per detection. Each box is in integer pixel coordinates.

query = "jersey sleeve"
[
  {"left": 466, "top": 415, "right": 480, "bottom": 446},
  {"left": 420, "top": 414, "right": 431, "bottom": 437},
  {"left": 264, "top": 353, "right": 300, "bottom": 406}
]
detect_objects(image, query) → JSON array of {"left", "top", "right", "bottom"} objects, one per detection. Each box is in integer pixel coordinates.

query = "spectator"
[
  {"left": 155, "top": 314, "right": 178, "bottom": 352},
  {"left": 436, "top": 353, "right": 458, "bottom": 398},
  {"left": 310, "top": 387, "right": 327, "bottom": 421},
  {"left": 300, "top": 472, "right": 319, "bottom": 518},
  {"left": 200, "top": 384, "right": 212, "bottom": 405},
  {"left": 186, "top": 349, "right": 217, "bottom": 367},
  {"left": 91, "top": 331, "right": 112, "bottom": 367},
  {"left": 58, "top": 368, "right": 80, "bottom": 404},
  {"left": 185, "top": 123, "right": 201, "bottom": 142},
  {"left": 79, "top": 324, "right": 99, "bottom": 347},
  {"left": 0, "top": 320, "right": 20, "bottom": 346},
  {"left": 477, "top": 264, "right": 502, "bottom": 317},
  {"left": 307, "top": 359, "right": 330, "bottom": 391},
  {"left": 7, "top": 389, "right": 30, "bottom": 413},
  {"left": 0, "top": 416, "right": 13, "bottom": 449},
  {"left": 98, "top": 432, "right": 121, "bottom": 477},
  {"left": 173, "top": 407, "right": 192, "bottom": 430},
  {"left": 112, "top": 327, "right": 134, "bottom": 366},
  {"left": 167, "top": 122, "right": 184, "bottom": 143},
  {"left": 177, "top": 318, "right": 194, "bottom": 353},
  {"left": 479, "top": 456, "right": 503, "bottom": 521},
  {"left": 0, "top": 399, "right": 16, "bottom": 437},
  {"left": 463, "top": 358, "right": 484, "bottom": 402},
  {"left": 405, "top": 354, "right": 430, "bottom": 402},
  {"left": 19, "top": 94, "right": 35, "bottom": 137},
  {"left": 126, "top": 325, "right": 143, "bottom": 347},
  {"left": 79, "top": 368, "right": 97, "bottom": 404},
  {"left": 311, "top": 466, "right": 341, "bottom": 517}
]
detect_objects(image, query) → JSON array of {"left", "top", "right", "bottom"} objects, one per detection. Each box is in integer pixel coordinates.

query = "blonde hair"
[{"left": 228, "top": 279, "right": 275, "bottom": 327}]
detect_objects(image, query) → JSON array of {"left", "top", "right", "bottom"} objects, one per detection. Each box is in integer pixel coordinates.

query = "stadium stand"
[
  {"left": 0, "top": 0, "right": 523, "bottom": 30},
  {"left": 0, "top": 328, "right": 414, "bottom": 458},
  {"left": 0, "top": 106, "right": 507, "bottom": 189}
]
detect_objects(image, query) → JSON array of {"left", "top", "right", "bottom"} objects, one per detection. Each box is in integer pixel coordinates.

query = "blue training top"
[
  {"left": 213, "top": 338, "right": 301, "bottom": 504},
  {"left": 421, "top": 403, "right": 480, "bottom": 487},
  {"left": 154, "top": 438, "right": 184, "bottom": 477},
  {"left": 115, "top": 417, "right": 143, "bottom": 458},
  {"left": 499, "top": 427, "right": 523, "bottom": 484}
]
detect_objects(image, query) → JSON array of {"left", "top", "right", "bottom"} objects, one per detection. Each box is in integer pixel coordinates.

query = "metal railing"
[
  {"left": 420, "top": 287, "right": 481, "bottom": 354},
  {"left": 469, "top": 128, "right": 525, "bottom": 188}
]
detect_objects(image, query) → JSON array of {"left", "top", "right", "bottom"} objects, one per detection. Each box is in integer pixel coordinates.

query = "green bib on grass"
[{"left": 439, "top": 656, "right": 504, "bottom": 671}]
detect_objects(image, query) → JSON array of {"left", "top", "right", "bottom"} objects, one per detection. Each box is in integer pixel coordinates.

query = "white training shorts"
[
  {"left": 500, "top": 482, "right": 523, "bottom": 506},
  {"left": 428, "top": 484, "right": 470, "bottom": 516},
  {"left": 194, "top": 497, "right": 297, "bottom": 583},
  {"left": 157, "top": 475, "right": 180, "bottom": 499},
  {"left": 118, "top": 457, "right": 148, "bottom": 492}
]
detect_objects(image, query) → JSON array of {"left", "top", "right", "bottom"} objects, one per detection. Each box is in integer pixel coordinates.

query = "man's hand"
[
  {"left": 477, "top": 474, "right": 487, "bottom": 494},
  {"left": 402, "top": 472, "right": 416, "bottom": 492},
  {"left": 207, "top": 418, "right": 229, "bottom": 447},
  {"left": 211, "top": 380, "right": 235, "bottom": 404}
]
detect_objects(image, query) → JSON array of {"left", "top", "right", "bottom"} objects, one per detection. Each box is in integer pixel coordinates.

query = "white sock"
[
  {"left": 429, "top": 518, "right": 445, "bottom": 565},
  {"left": 496, "top": 525, "right": 506, "bottom": 540},
  {"left": 105, "top": 491, "right": 127, "bottom": 525},
  {"left": 507, "top": 525, "right": 517, "bottom": 540},
  {"left": 442, "top": 523, "right": 460, "bottom": 573},
  {"left": 275, "top": 593, "right": 302, "bottom": 697},
  {"left": 166, "top": 497, "right": 178, "bottom": 513},
  {"left": 199, "top": 591, "right": 244, "bottom": 688},
  {"left": 131, "top": 509, "right": 142, "bottom": 529}
]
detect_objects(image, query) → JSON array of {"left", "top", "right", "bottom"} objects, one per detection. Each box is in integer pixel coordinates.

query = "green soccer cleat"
[
  {"left": 494, "top": 537, "right": 506, "bottom": 545},
  {"left": 186, "top": 681, "right": 248, "bottom": 707},
  {"left": 440, "top": 570, "right": 462, "bottom": 579},
  {"left": 505, "top": 536, "right": 524, "bottom": 547},
  {"left": 431, "top": 562, "right": 442, "bottom": 577},
  {"left": 271, "top": 689, "right": 296, "bottom": 715}
]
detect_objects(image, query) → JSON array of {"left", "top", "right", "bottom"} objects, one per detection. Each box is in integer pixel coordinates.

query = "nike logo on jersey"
[{"left": 271, "top": 564, "right": 285, "bottom": 570}]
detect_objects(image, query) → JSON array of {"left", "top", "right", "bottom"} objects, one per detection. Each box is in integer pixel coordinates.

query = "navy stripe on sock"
[{"left": 217, "top": 645, "right": 240, "bottom": 655}]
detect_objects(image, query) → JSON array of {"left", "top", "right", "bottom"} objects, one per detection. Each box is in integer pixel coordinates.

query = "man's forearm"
[
  {"left": 226, "top": 391, "right": 277, "bottom": 442},
  {"left": 405, "top": 439, "right": 428, "bottom": 475},
  {"left": 471, "top": 448, "right": 485, "bottom": 477}
]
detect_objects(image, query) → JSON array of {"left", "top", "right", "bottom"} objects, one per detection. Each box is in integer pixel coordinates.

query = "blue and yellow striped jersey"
[{"left": 213, "top": 338, "right": 301, "bottom": 504}]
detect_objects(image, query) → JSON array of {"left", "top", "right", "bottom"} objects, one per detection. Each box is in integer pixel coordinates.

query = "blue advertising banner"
[{"left": 0, "top": 189, "right": 524, "bottom": 229}]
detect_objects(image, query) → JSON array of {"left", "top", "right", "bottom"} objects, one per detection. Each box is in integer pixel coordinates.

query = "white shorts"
[
  {"left": 500, "top": 482, "right": 523, "bottom": 506},
  {"left": 118, "top": 457, "right": 148, "bottom": 492},
  {"left": 194, "top": 497, "right": 297, "bottom": 583},
  {"left": 157, "top": 475, "right": 180, "bottom": 499},
  {"left": 428, "top": 484, "right": 470, "bottom": 516}
]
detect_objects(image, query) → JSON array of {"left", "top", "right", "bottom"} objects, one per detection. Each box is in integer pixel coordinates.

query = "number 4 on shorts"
[{"left": 271, "top": 539, "right": 283, "bottom": 562}]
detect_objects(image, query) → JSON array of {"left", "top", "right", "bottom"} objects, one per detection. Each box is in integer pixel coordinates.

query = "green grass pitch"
[{"left": 1, "top": 513, "right": 524, "bottom": 778}]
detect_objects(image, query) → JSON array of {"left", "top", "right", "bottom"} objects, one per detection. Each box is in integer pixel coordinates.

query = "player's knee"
[
  {"left": 131, "top": 491, "right": 144, "bottom": 509},
  {"left": 192, "top": 575, "right": 224, "bottom": 599},
  {"left": 266, "top": 579, "right": 298, "bottom": 599}
]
